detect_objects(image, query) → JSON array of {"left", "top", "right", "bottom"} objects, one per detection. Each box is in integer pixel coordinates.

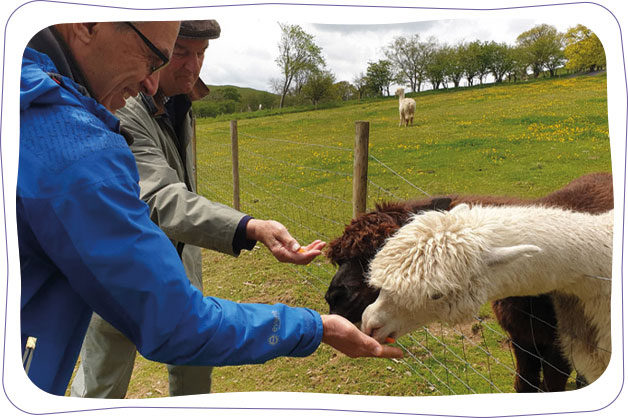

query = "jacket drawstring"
[{"left": 23, "top": 336, "right": 37, "bottom": 375}]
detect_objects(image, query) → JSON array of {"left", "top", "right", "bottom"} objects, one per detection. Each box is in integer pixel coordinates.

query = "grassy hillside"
[
  {"left": 118, "top": 73, "right": 610, "bottom": 398},
  {"left": 194, "top": 84, "right": 279, "bottom": 117}
]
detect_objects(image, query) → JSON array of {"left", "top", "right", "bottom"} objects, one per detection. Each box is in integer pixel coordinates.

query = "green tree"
[
  {"left": 425, "top": 45, "right": 449, "bottom": 90},
  {"left": 365, "top": 60, "right": 394, "bottom": 96},
  {"left": 334, "top": 81, "right": 356, "bottom": 101},
  {"left": 460, "top": 41, "right": 485, "bottom": 86},
  {"left": 504, "top": 45, "right": 530, "bottom": 81},
  {"left": 564, "top": 24, "right": 606, "bottom": 72},
  {"left": 352, "top": 72, "right": 369, "bottom": 100},
  {"left": 385, "top": 35, "right": 441, "bottom": 93},
  {"left": 274, "top": 23, "right": 325, "bottom": 108},
  {"left": 443, "top": 42, "right": 466, "bottom": 88},
  {"left": 485, "top": 41, "right": 516, "bottom": 83},
  {"left": 477, "top": 41, "right": 495, "bottom": 84},
  {"left": 222, "top": 87, "right": 241, "bottom": 102},
  {"left": 385, "top": 35, "right": 418, "bottom": 92},
  {"left": 302, "top": 70, "right": 336, "bottom": 107},
  {"left": 516, "top": 24, "right": 565, "bottom": 78}
]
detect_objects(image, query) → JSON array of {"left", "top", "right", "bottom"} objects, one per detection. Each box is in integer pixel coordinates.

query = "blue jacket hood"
[{"left": 21, "top": 47, "right": 119, "bottom": 132}]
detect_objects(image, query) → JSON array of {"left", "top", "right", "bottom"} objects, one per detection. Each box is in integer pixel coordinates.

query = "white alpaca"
[
  {"left": 362, "top": 204, "right": 613, "bottom": 384},
  {"left": 395, "top": 88, "right": 416, "bottom": 127}
]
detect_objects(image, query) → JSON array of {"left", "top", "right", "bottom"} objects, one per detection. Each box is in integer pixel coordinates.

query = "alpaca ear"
[
  {"left": 484, "top": 245, "right": 542, "bottom": 267},
  {"left": 450, "top": 203, "right": 470, "bottom": 214}
]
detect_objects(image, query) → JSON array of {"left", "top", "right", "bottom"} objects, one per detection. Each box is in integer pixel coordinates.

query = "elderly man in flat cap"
[{"left": 71, "top": 20, "right": 329, "bottom": 398}]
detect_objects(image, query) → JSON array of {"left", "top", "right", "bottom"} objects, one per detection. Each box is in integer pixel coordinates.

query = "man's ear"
[{"left": 72, "top": 23, "right": 100, "bottom": 44}]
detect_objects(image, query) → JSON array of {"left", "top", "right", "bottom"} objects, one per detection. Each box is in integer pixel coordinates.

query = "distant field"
[{"left": 123, "top": 73, "right": 611, "bottom": 398}]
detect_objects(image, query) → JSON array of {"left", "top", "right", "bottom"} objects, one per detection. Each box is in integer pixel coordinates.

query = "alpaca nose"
[
  {"left": 361, "top": 324, "right": 374, "bottom": 337},
  {"left": 365, "top": 326, "right": 396, "bottom": 344},
  {"left": 324, "top": 286, "right": 346, "bottom": 312},
  {"left": 362, "top": 325, "right": 391, "bottom": 343}
]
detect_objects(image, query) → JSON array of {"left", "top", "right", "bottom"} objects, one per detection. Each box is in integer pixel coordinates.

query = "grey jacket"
[{"left": 116, "top": 85, "right": 247, "bottom": 288}]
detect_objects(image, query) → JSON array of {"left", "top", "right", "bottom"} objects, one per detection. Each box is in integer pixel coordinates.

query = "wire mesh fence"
[{"left": 195, "top": 120, "right": 585, "bottom": 395}]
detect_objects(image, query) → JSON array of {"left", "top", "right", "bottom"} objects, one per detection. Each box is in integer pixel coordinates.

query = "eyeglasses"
[{"left": 125, "top": 22, "right": 170, "bottom": 74}]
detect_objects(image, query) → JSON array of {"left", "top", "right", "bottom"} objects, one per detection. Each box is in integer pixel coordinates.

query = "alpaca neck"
[{"left": 472, "top": 207, "right": 613, "bottom": 301}]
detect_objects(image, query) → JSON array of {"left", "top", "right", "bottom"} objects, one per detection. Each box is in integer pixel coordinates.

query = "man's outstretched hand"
[
  {"left": 246, "top": 219, "right": 325, "bottom": 264},
  {"left": 320, "top": 314, "right": 403, "bottom": 358}
]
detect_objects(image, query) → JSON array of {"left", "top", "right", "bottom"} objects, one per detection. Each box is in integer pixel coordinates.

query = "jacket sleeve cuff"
[
  {"left": 232, "top": 215, "right": 257, "bottom": 255},
  {"left": 303, "top": 309, "right": 324, "bottom": 356},
  {"left": 286, "top": 307, "right": 324, "bottom": 358}
]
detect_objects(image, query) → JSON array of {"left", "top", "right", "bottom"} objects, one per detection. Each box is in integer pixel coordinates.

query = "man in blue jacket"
[
  {"left": 71, "top": 20, "right": 327, "bottom": 398},
  {"left": 19, "top": 21, "right": 402, "bottom": 396}
]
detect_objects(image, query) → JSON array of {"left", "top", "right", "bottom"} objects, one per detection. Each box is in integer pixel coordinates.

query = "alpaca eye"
[{"left": 429, "top": 291, "right": 444, "bottom": 300}]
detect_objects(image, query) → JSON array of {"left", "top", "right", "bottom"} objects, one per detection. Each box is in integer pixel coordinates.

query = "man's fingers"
[
  {"left": 361, "top": 332, "right": 403, "bottom": 358},
  {"left": 268, "top": 240, "right": 325, "bottom": 265},
  {"left": 321, "top": 314, "right": 404, "bottom": 359},
  {"left": 302, "top": 240, "right": 326, "bottom": 251},
  {"left": 269, "top": 225, "right": 299, "bottom": 252},
  {"left": 294, "top": 240, "right": 326, "bottom": 256},
  {"left": 374, "top": 345, "right": 404, "bottom": 358}
]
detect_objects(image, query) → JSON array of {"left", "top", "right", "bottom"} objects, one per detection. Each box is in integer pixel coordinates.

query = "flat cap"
[{"left": 179, "top": 20, "right": 221, "bottom": 39}]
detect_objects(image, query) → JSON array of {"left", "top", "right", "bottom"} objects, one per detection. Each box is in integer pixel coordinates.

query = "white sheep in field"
[
  {"left": 395, "top": 87, "right": 416, "bottom": 127},
  {"left": 361, "top": 204, "right": 613, "bottom": 385}
]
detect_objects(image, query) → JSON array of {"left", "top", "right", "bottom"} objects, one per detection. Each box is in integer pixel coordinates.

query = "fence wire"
[{"left": 196, "top": 122, "right": 599, "bottom": 395}]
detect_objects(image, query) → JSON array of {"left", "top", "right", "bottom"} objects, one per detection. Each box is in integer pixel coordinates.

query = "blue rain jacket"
[{"left": 18, "top": 48, "right": 323, "bottom": 396}]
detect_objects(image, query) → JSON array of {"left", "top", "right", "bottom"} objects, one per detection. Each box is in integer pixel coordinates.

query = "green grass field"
[{"left": 115, "top": 73, "right": 610, "bottom": 398}]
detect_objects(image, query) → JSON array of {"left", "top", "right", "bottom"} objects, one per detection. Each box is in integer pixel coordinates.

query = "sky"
[{"left": 200, "top": 17, "right": 577, "bottom": 93}]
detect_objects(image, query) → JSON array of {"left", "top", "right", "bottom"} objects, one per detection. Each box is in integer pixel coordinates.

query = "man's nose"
[
  {"left": 140, "top": 72, "right": 160, "bottom": 96},
  {"left": 183, "top": 55, "right": 202, "bottom": 74}
]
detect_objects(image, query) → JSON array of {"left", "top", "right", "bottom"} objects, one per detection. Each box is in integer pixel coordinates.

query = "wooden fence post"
[
  {"left": 230, "top": 120, "right": 240, "bottom": 211},
  {"left": 353, "top": 121, "right": 369, "bottom": 218}
]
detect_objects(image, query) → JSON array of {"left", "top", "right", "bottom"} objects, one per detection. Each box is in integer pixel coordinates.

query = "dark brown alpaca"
[{"left": 325, "top": 172, "right": 612, "bottom": 392}]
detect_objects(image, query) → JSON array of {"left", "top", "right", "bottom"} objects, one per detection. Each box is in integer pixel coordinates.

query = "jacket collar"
[
  {"left": 189, "top": 78, "right": 210, "bottom": 101},
  {"left": 140, "top": 77, "right": 209, "bottom": 118},
  {"left": 140, "top": 91, "right": 168, "bottom": 117}
]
